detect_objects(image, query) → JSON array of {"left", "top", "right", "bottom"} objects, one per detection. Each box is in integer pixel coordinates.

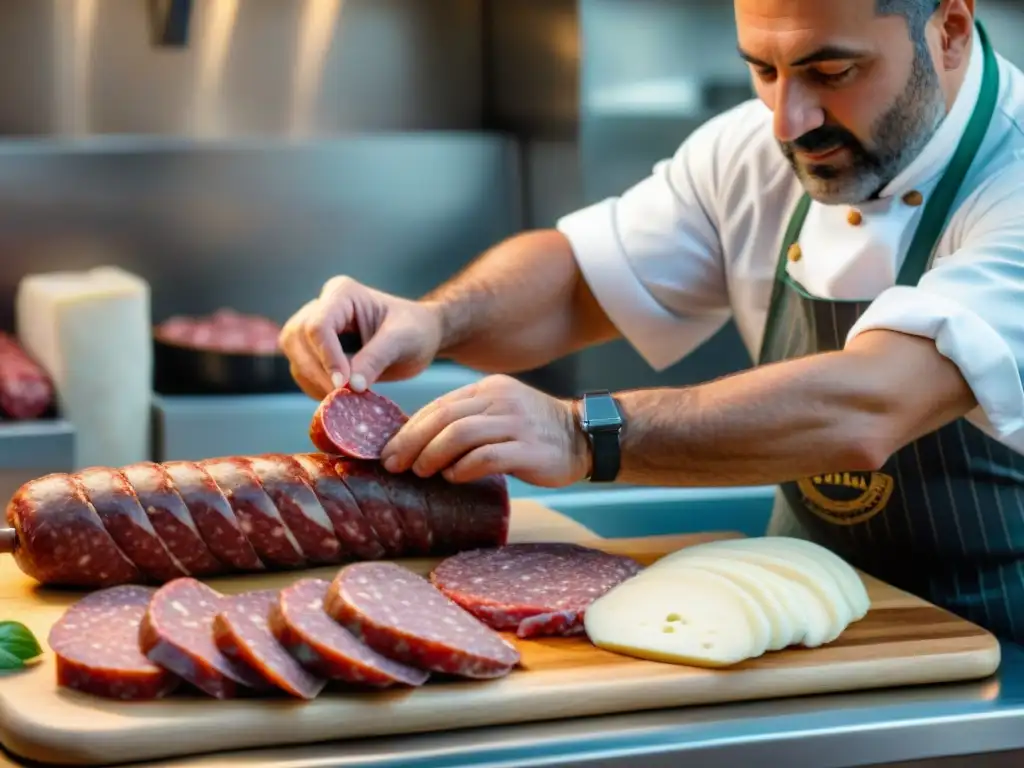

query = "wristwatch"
[{"left": 576, "top": 390, "right": 624, "bottom": 482}]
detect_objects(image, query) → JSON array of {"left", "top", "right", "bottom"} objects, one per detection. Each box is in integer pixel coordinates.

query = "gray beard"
[{"left": 782, "top": 46, "right": 948, "bottom": 205}]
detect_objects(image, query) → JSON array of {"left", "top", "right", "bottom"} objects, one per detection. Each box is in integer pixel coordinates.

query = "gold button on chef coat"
[
  {"left": 902, "top": 190, "right": 924, "bottom": 207},
  {"left": 847, "top": 209, "right": 863, "bottom": 226},
  {"left": 787, "top": 244, "right": 802, "bottom": 262}
]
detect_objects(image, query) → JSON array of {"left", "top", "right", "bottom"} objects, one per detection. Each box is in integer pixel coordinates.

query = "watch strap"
[{"left": 588, "top": 427, "right": 621, "bottom": 482}]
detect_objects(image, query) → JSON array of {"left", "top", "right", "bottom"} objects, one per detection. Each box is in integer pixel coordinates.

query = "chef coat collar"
[{"left": 875, "top": 24, "right": 984, "bottom": 200}]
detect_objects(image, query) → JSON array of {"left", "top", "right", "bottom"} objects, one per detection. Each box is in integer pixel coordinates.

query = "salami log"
[
  {"left": 213, "top": 589, "right": 327, "bottom": 700},
  {"left": 310, "top": 388, "right": 408, "bottom": 459},
  {"left": 430, "top": 543, "right": 644, "bottom": 638},
  {"left": 139, "top": 578, "right": 270, "bottom": 698},
  {"left": 325, "top": 562, "right": 521, "bottom": 679},
  {"left": 6, "top": 474, "right": 141, "bottom": 587},
  {"left": 269, "top": 578, "right": 429, "bottom": 687},
  {"left": 0, "top": 331, "right": 54, "bottom": 420},
  {"left": 2, "top": 453, "right": 511, "bottom": 588},
  {"left": 48, "top": 585, "right": 180, "bottom": 700}
]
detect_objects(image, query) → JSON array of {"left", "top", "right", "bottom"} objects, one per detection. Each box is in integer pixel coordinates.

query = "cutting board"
[{"left": 0, "top": 500, "right": 1001, "bottom": 767}]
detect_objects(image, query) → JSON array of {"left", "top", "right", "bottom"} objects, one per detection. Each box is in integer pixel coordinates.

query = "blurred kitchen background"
[{"left": 1, "top": 0, "right": 1022, "bottom": 535}]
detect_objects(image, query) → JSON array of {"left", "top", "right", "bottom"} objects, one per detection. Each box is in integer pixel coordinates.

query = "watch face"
[{"left": 584, "top": 394, "right": 621, "bottom": 429}]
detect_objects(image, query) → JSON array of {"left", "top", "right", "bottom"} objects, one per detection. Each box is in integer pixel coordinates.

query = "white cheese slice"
[
  {"left": 584, "top": 567, "right": 764, "bottom": 668},
  {"left": 643, "top": 554, "right": 800, "bottom": 650},
  {"left": 656, "top": 540, "right": 849, "bottom": 646},
  {"left": 16, "top": 267, "right": 152, "bottom": 469},
  {"left": 752, "top": 537, "right": 871, "bottom": 621}
]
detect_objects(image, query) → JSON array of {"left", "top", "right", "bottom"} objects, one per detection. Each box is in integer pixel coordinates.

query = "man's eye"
[
  {"left": 754, "top": 67, "right": 777, "bottom": 82},
  {"left": 810, "top": 66, "right": 857, "bottom": 85}
]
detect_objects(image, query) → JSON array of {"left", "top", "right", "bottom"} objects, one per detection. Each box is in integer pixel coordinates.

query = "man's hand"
[
  {"left": 279, "top": 276, "right": 444, "bottom": 400},
  {"left": 380, "top": 375, "right": 592, "bottom": 488}
]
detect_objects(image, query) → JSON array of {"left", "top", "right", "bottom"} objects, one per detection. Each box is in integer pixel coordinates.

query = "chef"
[{"left": 280, "top": 0, "right": 1024, "bottom": 641}]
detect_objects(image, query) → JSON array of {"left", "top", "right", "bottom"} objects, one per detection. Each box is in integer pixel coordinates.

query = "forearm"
[
  {"left": 611, "top": 331, "right": 976, "bottom": 487},
  {"left": 422, "top": 230, "right": 617, "bottom": 373}
]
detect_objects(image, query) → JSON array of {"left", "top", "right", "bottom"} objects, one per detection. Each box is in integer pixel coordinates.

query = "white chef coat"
[{"left": 558, "top": 25, "right": 1024, "bottom": 455}]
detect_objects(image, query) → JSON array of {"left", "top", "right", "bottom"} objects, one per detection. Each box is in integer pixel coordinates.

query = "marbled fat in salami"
[
  {"left": 246, "top": 455, "right": 342, "bottom": 564},
  {"left": 78, "top": 467, "right": 188, "bottom": 583},
  {"left": 309, "top": 388, "right": 408, "bottom": 460},
  {"left": 139, "top": 578, "right": 270, "bottom": 699},
  {"left": 292, "top": 453, "right": 385, "bottom": 560},
  {"left": 335, "top": 460, "right": 406, "bottom": 556},
  {"left": 202, "top": 458, "right": 305, "bottom": 568},
  {"left": 269, "top": 578, "right": 428, "bottom": 687},
  {"left": 429, "top": 543, "right": 644, "bottom": 638},
  {"left": 6, "top": 474, "right": 141, "bottom": 587},
  {"left": 162, "top": 461, "right": 264, "bottom": 572},
  {"left": 48, "top": 586, "right": 180, "bottom": 700},
  {"left": 325, "top": 562, "right": 520, "bottom": 679},
  {"left": 121, "top": 463, "right": 225, "bottom": 577},
  {"left": 213, "top": 589, "right": 326, "bottom": 700}
]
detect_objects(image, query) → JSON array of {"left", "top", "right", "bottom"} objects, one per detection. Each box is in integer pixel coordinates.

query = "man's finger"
[
  {"left": 290, "top": 334, "right": 335, "bottom": 399},
  {"left": 381, "top": 396, "right": 487, "bottom": 473},
  {"left": 411, "top": 415, "right": 519, "bottom": 477},
  {"left": 443, "top": 442, "right": 528, "bottom": 484}
]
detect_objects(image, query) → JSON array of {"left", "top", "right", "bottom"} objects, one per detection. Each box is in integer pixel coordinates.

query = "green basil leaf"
[
  {"left": 0, "top": 621, "right": 42, "bottom": 663},
  {"left": 0, "top": 646, "right": 24, "bottom": 671}
]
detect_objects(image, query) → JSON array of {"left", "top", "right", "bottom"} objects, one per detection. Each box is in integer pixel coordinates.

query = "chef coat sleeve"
[
  {"left": 845, "top": 164, "right": 1024, "bottom": 452},
  {"left": 555, "top": 115, "right": 732, "bottom": 372}
]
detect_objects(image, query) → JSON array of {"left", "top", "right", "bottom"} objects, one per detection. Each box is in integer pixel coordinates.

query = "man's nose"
[{"left": 773, "top": 78, "right": 825, "bottom": 143}]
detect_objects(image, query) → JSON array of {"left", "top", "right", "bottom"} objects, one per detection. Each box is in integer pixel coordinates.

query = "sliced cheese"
[
  {"left": 16, "top": 267, "right": 152, "bottom": 469},
  {"left": 656, "top": 540, "right": 849, "bottom": 646},
  {"left": 584, "top": 567, "right": 764, "bottom": 667},
  {"left": 642, "top": 554, "right": 801, "bottom": 650},
  {"left": 746, "top": 537, "right": 871, "bottom": 621}
]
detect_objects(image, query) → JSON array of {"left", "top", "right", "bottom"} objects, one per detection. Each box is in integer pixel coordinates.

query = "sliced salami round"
[
  {"left": 371, "top": 466, "right": 433, "bottom": 555},
  {"left": 78, "top": 467, "right": 189, "bottom": 583},
  {"left": 213, "top": 589, "right": 326, "bottom": 700},
  {"left": 202, "top": 458, "right": 305, "bottom": 568},
  {"left": 335, "top": 460, "right": 406, "bottom": 556},
  {"left": 121, "top": 463, "right": 225, "bottom": 577},
  {"left": 48, "top": 585, "right": 180, "bottom": 700},
  {"left": 422, "top": 473, "right": 511, "bottom": 554},
  {"left": 325, "top": 562, "right": 520, "bottom": 679},
  {"left": 139, "top": 578, "right": 270, "bottom": 699},
  {"left": 246, "top": 454, "right": 343, "bottom": 565},
  {"left": 162, "top": 461, "right": 264, "bottom": 572},
  {"left": 429, "top": 543, "right": 644, "bottom": 638},
  {"left": 309, "top": 388, "right": 408, "bottom": 459},
  {"left": 292, "top": 453, "right": 385, "bottom": 560},
  {"left": 269, "top": 578, "right": 428, "bottom": 687},
  {"left": 7, "top": 474, "right": 141, "bottom": 587}
]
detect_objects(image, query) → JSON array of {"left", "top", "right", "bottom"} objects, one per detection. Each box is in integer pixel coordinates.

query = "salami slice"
[
  {"left": 247, "top": 455, "right": 343, "bottom": 565},
  {"left": 202, "top": 458, "right": 305, "bottom": 568},
  {"left": 122, "top": 463, "right": 225, "bottom": 577},
  {"left": 49, "top": 586, "right": 180, "bottom": 700},
  {"left": 213, "top": 589, "right": 326, "bottom": 700},
  {"left": 163, "top": 461, "right": 264, "bottom": 572},
  {"left": 309, "top": 388, "right": 408, "bottom": 459},
  {"left": 292, "top": 453, "right": 385, "bottom": 560},
  {"left": 429, "top": 543, "right": 643, "bottom": 638},
  {"left": 139, "top": 578, "right": 270, "bottom": 699},
  {"left": 269, "top": 578, "right": 428, "bottom": 687},
  {"left": 422, "top": 474, "right": 511, "bottom": 554},
  {"left": 372, "top": 466, "right": 433, "bottom": 554},
  {"left": 0, "top": 331, "right": 54, "bottom": 420},
  {"left": 78, "top": 467, "right": 189, "bottom": 583},
  {"left": 335, "top": 460, "right": 406, "bottom": 556},
  {"left": 325, "top": 562, "right": 520, "bottom": 679},
  {"left": 6, "top": 474, "right": 141, "bottom": 587}
]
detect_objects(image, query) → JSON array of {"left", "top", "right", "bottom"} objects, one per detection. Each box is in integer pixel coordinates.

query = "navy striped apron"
[{"left": 761, "top": 24, "right": 1024, "bottom": 642}]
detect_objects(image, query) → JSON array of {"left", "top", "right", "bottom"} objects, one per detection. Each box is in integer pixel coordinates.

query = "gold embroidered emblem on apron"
[{"left": 796, "top": 472, "right": 895, "bottom": 525}]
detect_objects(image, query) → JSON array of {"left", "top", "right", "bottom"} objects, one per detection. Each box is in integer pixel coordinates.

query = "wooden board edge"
[{"left": 0, "top": 640, "right": 1004, "bottom": 768}]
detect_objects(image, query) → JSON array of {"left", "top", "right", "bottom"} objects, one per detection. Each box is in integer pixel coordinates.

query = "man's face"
[{"left": 735, "top": 0, "right": 947, "bottom": 204}]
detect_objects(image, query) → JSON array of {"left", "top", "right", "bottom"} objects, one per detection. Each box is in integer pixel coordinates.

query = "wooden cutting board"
[{"left": 0, "top": 500, "right": 1000, "bottom": 767}]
